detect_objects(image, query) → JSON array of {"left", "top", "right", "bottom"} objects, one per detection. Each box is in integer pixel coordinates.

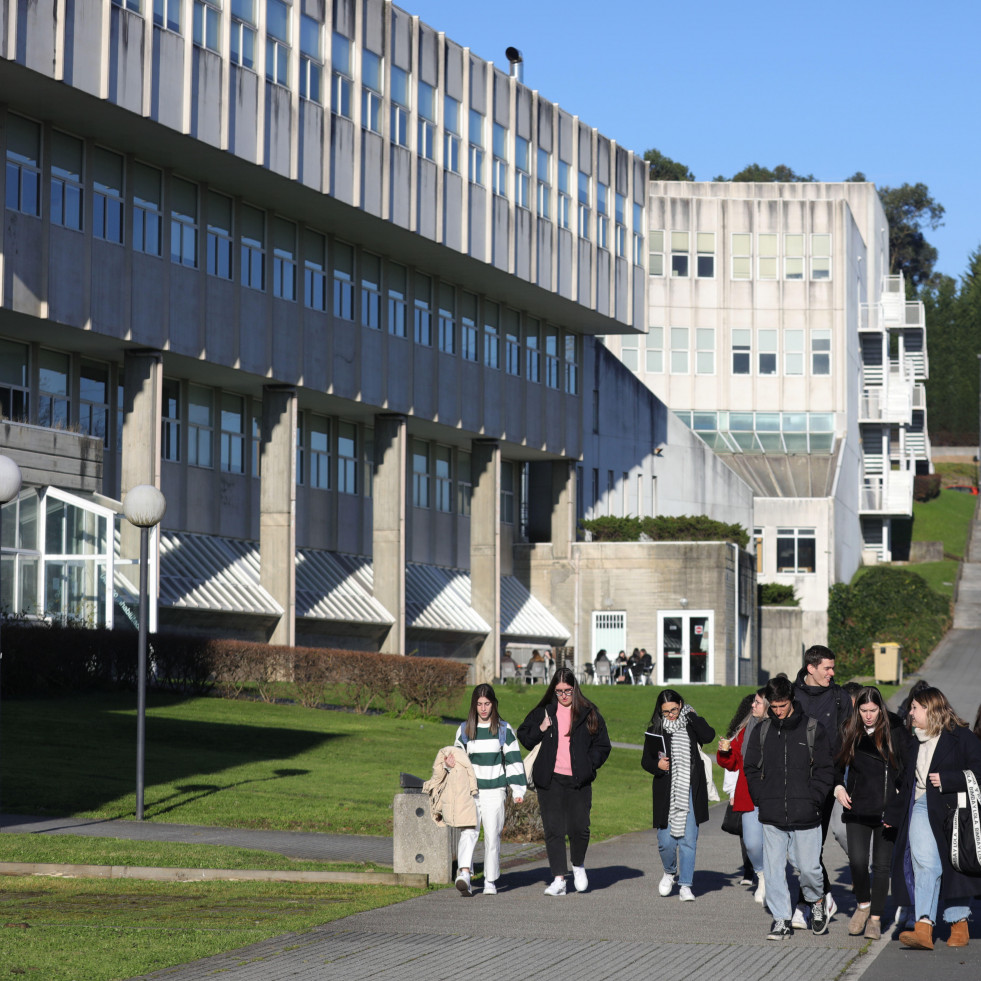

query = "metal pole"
[{"left": 135, "top": 524, "right": 149, "bottom": 821}]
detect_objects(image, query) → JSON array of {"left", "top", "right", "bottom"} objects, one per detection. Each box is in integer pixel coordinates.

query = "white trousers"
[{"left": 457, "top": 788, "right": 507, "bottom": 883}]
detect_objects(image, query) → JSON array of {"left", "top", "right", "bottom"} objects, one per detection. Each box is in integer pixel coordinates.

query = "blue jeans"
[
  {"left": 909, "top": 795, "right": 972, "bottom": 924},
  {"left": 742, "top": 806, "right": 764, "bottom": 875},
  {"left": 761, "top": 824, "right": 823, "bottom": 921},
  {"left": 657, "top": 790, "right": 699, "bottom": 887}
]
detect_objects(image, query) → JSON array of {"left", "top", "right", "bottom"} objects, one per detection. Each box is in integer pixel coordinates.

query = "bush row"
[{"left": 581, "top": 514, "right": 749, "bottom": 548}]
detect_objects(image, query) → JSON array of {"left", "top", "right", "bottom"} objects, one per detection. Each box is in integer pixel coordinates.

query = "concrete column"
[
  {"left": 373, "top": 414, "right": 407, "bottom": 655},
  {"left": 260, "top": 386, "right": 297, "bottom": 647},
  {"left": 470, "top": 439, "right": 500, "bottom": 683},
  {"left": 551, "top": 460, "right": 577, "bottom": 560},
  {"left": 120, "top": 350, "right": 163, "bottom": 563}
]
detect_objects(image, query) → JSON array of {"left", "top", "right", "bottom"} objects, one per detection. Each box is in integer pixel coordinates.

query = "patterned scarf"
[{"left": 663, "top": 704, "right": 693, "bottom": 836}]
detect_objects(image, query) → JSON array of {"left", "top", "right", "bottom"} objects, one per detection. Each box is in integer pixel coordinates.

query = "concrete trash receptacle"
[
  {"left": 873, "top": 642, "right": 903, "bottom": 685},
  {"left": 392, "top": 778, "right": 458, "bottom": 885}
]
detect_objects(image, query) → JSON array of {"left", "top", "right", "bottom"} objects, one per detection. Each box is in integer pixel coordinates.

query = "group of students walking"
[{"left": 438, "top": 647, "right": 981, "bottom": 948}]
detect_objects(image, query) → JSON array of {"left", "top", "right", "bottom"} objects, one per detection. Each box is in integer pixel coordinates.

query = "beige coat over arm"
[{"left": 423, "top": 745, "right": 478, "bottom": 827}]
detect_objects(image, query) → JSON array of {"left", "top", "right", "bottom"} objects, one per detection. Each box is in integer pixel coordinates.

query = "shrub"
[
  {"left": 913, "top": 474, "right": 942, "bottom": 502},
  {"left": 580, "top": 514, "right": 749, "bottom": 548},
  {"left": 396, "top": 655, "right": 468, "bottom": 717},
  {"left": 503, "top": 789, "right": 543, "bottom": 843},
  {"left": 579, "top": 516, "right": 642, "bottom": 541},
  {"left": 758, "top": 583, "right": 798, "bottom": 606}
]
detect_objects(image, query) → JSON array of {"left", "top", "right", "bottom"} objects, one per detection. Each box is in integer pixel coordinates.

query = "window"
[
  {"left": 758, "top": 329, "right": 777, "bottom": 375},
  {"left": 363, "top": 429, "right": 373, "bottom": 498},
  {"left": 5, "top": 114, "right": 41, "bottom": 216},
  {"left": 670, "top": 327, "right": 689, "bottom": 373},
  {"left": 299, "top": 13, "right": 322, "bottom": 100},
  {"left": 413, "top": 273, "right": 432, "bottom": 345},
  {"left": 776, "top": 527, "right": 816, "bottom": 574},
  {"left": 193, "top": 0, "right": 221, "bottom": 52},
  {"left": 161, "top": 378, "right": 180, "bottom": 462},
  {"left": 332, "top": 241, "right": 354, "bottom": 319},
  {"left": 206, "top": 190, "right": 233, "bottom": 278},
  {"left": 220, "top": 393, "right": 245, "bottom": 473},
  {"left": 646, "top": 327, "right": 664, "bottom": 373},
  {"left": 79, "top": 362, "right": 109, "bottom": 446},
  {"left": 785, "top": 233, "right": 804, "bottom": 280},
  {"left": 731, "top": 233, "right": 751, "bottom": 280},
  {"left": 230, "top": 0, "right": 256, "bottom": 69},
  {"left": 492, "top": 124, "right": 508, "bottom": 197},
  {"left": 633, "top": 203, "right": 644, "bottom": 266},
  {"left": 38, "top": 350, "right": 70, "bottom": 429},
  {"left": 438, "top": 283, "right": 455, "bottom": 354},
  {"left": 390, "top": 66, "right": 409, "bottom": 147},
  {"left": 695, "top": 328, "right": 715, "bottom": 374},
  {"left": 483, "top": 302, "right": 500, "bottom": 369},
  {"left": 331, "top": 32, "right": 352, "bottom": 117},
  {"left": 360, "top": 253, "right": 381, "bottom": 329},
  {"left": 303, "top": 228, "right": 326, "bottom": 311},
  {"left": 435, "top": 445, "right": 452, "bottom": 512},
  {"left": 112, "top": 0, "right": 142, "bottom": 10},
  {"left": 544, "top": 325, "right": 560, "bottom": 389},
  {"left": 515, "top": 137, "right": 530, "bottom": 209},
  {"left": 153, "top": 0, "right": 181, "bottom": 31},
  {"left": 309, "top": 414, "right": 330, "bottom": 489},
  {"left": 272, "top": 217, "right": 295, "bottom": 300},
  {"left": 418, "top": 81, "right": 436, "bottom": 160},
  {"left": 557, "top": 161, "right": 571, "bottom": 230},
  {"left": 758, "top": 233, "right": 777, "bottom": 280},
  {"left": 811, "top": 234, "right": 831, "bottom": 280},
  {"left": 362, "top": 49, "right": 382, "bottom": 134},
  {"left": 525, "top": 318, "right": 540, "bottom": 382},
  {"left": 619, "top": 337, "right": 638, "bottom": 372},
  {"left": 50, "top": 131, "right": 83, "bottom": 231},
  {"left": 93, "top": 147, "right": 124, "bottom": 244},
  {"left": 614, "top": 192, "right": 626, "bottom": 257},
  {"left": 457, "top": 450, "right": 472, "bottom": 515},
  {"left": 504, "top": 309, "right": 520, "bottom": 376},
  {"left": 732, "top": 328, "right": 751, "bottom": 374},
  {"left": 753, "top": 527, "right": 763, "bottom": 573},
  {"left": 187, "top": 384, "right": 213, "bottom": 467},
  {"left": 536, "top": 147, "right": 550, "bottom": 218},
  {"left": 387, "top": 263, "right": 407, "bottom": 338},
  {"left": 785, "top": 329, "right": 804, "bottom": 375},
  {"left": 596, "top": 182, "right": 609, "bottom": 250},
  {"left": 501, "top": 460, "right": 514, "bottom": 524},
  {"left": 169, "top": 176, "right": 198, "bottom": 267},
  {"left": 564, "top": 334, "right": 579, "bottom": 395},
  {"left": 265, "top": 0, "right": 290, "bottom": 85},
  {"left": 461, "top": 292, "right": 478, "bottom": 361},
  {"left": 577, "top": 170, "right": 590, "bottom": 238},
  {"left": 337, "top": 420, "right": 357, "bottom": 494},
  {"left": 133, "top": 162, "right": 162, "bottom": 256},
  {"left": 648, "top": 230, "right": 664, "bottom": 277},
  {"left": 670, "top": 231, "right": 689, "bottom": 277},
  {"left": 444, "top": 95, "right": 460, "bottom": 173},
  {"left": 240, "top": 203, "right": 264, "bottom": 289},
  {"left": 0, "top": 339, "right": 30, "bottom": 421},
  {"left": 412, "top": 440, "right": 430, "bottom": 508},
  {"left": 696, "top": 232, "right": 715, "bottom": 277},
  {"left": 251, "top": 405, "right": 261, "bottom": 477},
  {"left": 812, "top": 329, "right": 831, "bottom": 375},
  {"left": 468, "top": 109, "right": 484, "bottom": 184},
  {"left": 295, "top": 413, "right": 304, "bottom": 483}
]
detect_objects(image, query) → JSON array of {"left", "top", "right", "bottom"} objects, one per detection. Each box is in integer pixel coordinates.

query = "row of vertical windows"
[{"left": 410, "top": 440, "right": 514, "bottom": 522}]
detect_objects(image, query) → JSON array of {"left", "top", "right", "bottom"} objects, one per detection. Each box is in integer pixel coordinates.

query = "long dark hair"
[
  {"left": 647, "top": 688, "right": 685, "bottom": 733},
  {"left": 837, "top": 686, "right": 897, "bottom": 768},
  {"left": 974, "top": 701, "right": 981, "bottom": 741},
  {"left": 535, "top": 668, "right": 599, "bottom": 735},
  {"left": 465, "top": 683, "right": 500, "bottom": 741}
]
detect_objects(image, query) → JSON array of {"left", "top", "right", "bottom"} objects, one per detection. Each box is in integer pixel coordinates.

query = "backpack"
[{"left": 456, "top": 720, "right": 510, "bottom": 749}]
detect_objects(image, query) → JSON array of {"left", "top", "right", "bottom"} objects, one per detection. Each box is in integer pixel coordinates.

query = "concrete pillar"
[
  {"left": 471, "top": 439, "right": 500, "bottom": 683},
  {"left": 550, "top": 460, "right": 576, "bottom": 560},
  {"left": 120, "top": 350, "right": 163, "bottom": 563},
  {"left": 260, "top": 386, "right": 297, "bottom": 647},
  {"left": 373, "top": 414, "right": 407, "bottom": 655}
]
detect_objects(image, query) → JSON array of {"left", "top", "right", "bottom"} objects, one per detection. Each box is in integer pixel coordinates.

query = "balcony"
[{"left": 859, "top": 470, "right": 914, "bottom": 516}]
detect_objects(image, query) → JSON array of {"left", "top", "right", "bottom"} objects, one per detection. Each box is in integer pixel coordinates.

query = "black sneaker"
[
  {"left": 768, "top": 919, "right": 792, "bottom": 940},
  {"left": 811, "top": 900, "right": 829, "bottom": 935}
]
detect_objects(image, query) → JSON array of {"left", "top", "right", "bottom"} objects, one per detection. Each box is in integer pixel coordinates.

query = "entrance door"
[
  {"left": 657, "top": 611, "right": 713, "bottom": 684},
  {"left": 591, "top": 610, "right": 626, "bottom": 662}
]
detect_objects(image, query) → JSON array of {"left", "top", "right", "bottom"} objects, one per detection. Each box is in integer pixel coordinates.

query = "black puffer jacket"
[
  {"left": 793, "top": 668, "right": 851, "bottom": 756},
  {"left": 517, "top": 703, "right": 611, "bottom": 790},
  {"left": 744, "top": 701, "right": 834, "bottom": 829},
  {"left": 834, "top": 724, "right": 907, "bottom": 825}
]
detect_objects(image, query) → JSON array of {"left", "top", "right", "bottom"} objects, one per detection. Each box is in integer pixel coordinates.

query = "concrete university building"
[
  {"left": 0, "top": 0, "right": 758, "bottom": 685},
  {"left": 604, "top": 180, "right": 931, "bottom": 662}
]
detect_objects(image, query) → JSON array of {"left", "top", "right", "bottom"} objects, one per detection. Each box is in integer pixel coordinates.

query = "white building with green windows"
[{"left": 603, "top": 180, "right": 930, "bottom": 644}]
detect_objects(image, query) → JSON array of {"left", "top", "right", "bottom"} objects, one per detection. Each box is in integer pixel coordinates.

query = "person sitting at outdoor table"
[
  {"left": 629, "top": 648, "right": 645, "bottom": 684},
  {"left": 614, "top": 650, "right": 631, "bottom": 684}
]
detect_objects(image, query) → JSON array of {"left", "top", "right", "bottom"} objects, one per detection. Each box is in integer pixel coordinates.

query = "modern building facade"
[{"left": 0, "top": 0, "right": 757, "bottom": 681}]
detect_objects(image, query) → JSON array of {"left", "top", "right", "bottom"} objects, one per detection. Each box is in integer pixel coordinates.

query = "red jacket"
[{"left": 716, "top": 726, "right": 754, "bottom": 812}]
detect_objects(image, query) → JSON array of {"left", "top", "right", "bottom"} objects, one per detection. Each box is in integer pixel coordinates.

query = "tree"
[
  {"left": 644, "top": 148, "right": 694, "bottom": 181},
  {"left": 845, "top": 171, "right": 867, "bottom": 182},
  {"left": 717, "top": 163, "right": 815, "bottom": 183},
  {"left": 878, "top": 183, "right": 945, "bottom": 290}
]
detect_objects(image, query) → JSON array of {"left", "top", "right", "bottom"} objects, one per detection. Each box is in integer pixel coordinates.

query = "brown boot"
[
  {"left": 900, "top": 919, "right": 934, "bottom": 950},
  {"left": 946, "top": 919, "right": 970, "bottom": 947}
]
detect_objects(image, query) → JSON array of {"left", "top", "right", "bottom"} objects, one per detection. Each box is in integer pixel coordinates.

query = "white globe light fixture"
[{"left": 123, "top": 484, "right": 167, "bottom": 528}]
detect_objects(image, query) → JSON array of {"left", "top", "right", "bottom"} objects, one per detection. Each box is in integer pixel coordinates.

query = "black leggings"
[
  {"left": 536, "top": 774, "right": 592, "bottom": 876},
  {"left": 845, "top": 821, "right": 894, "bottom": 917}
]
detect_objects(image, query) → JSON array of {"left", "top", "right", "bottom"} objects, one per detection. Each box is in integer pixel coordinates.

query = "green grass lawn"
[{"left": 912, "top": 488, "right": 977, "bottom": 557}]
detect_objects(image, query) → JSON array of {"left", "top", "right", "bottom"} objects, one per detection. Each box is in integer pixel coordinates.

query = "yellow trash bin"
[{"left": 873, "top": 642, "right": 903, "bottom": 685}]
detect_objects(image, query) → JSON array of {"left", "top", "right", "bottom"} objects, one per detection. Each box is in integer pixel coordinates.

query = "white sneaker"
[
  {"left": 754, "top": 873, "right": 766, "bottom": 905},
  {"left": 455, "top": 870, "right": 472, "bottom": 896},
  {"left": 791, "top": 906, "right": 809, "bottom": 930},
  {"left": 825, "top": 892, "right": 838, "bottom": 920},
  {"left": 679, "top": 885, "right": 695, "bottom": 902},
  {"left": 572, "top": 866, "right": 588, "bottom": 893},
  {"left": 482, "top": 880, "right": 497, "bottom": 895},
  {"left": 658, "top": 873, "right": 676, "bottom": 897},
  {"left": 544, "top": 877, "right": 567, "bottom": 896}
]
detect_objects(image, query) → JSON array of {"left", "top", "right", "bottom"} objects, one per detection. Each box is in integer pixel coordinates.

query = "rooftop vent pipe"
[{"left": 506, "top": 47, "right": 523, "bottom": 83}]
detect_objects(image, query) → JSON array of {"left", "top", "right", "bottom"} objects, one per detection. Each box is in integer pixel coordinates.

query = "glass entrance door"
[{"left": 658, "top": 611, "right": 713, "bottom": 684}]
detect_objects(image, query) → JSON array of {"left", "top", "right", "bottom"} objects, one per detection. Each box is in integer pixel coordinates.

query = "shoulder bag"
[{"left": 946, "top": 768, "right": 981, "bottom": 876}]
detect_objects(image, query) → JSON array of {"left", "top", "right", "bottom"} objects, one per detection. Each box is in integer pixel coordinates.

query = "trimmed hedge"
[
  {"left": 914, "top": 474, "right": 942, "bottom": 502},
  {"left": 758, "top": 583, "right": 799, "bottom": 607},
  {"left": 581, "top": 514, "right": 749, "bottom": 549}
]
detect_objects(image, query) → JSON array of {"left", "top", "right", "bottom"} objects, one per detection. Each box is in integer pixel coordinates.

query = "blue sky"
[{"left": 406, "top": 0, "right": 980, "bottom": 281}]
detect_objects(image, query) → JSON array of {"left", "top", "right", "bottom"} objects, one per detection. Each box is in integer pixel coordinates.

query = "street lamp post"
[
  {"left": 123, "top": 484, "right": 166, "bottom": 821},
  {"left": 0, "top": 455, "right": 23, "bottom": 827}
]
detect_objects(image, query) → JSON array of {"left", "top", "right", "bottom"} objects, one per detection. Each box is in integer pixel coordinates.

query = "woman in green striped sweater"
[{"left": 447, "top": 684, "right": 527, "bottom": 896}]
